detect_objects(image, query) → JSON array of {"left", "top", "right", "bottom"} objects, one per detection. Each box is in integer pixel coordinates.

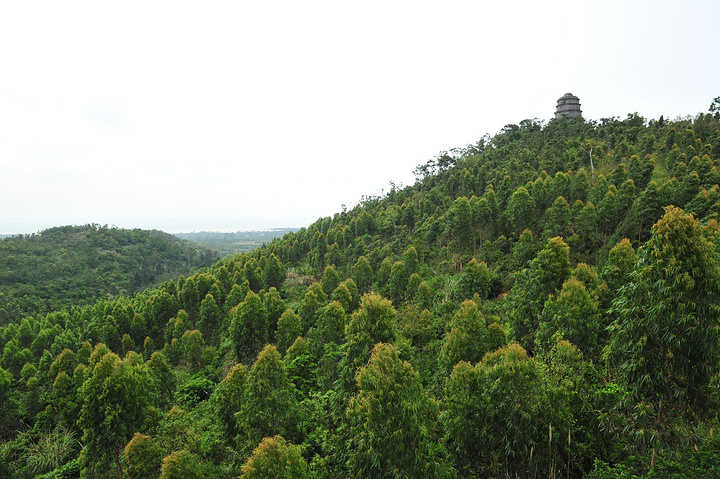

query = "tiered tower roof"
[{"left": 555, "top": 93, "right": 582, "bottom": 118}]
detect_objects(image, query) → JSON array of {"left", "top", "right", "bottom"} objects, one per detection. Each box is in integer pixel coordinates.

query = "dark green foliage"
[
  {"left": 230, "top": 291, "right": 267, "bottom": 364},
  {"left": 456, "top": 258, "right": 491, "bottom": 301},
  {"left": 148, "top": 351, "right": 175, "bottom": 409},
  {"left": 342, "top": 278, "right": 360, "bottom": 312},
  {"left": 508, "top": 236, "right": 571, "bottom": 351},
  {"left": 238, "top": 345, "right": 298, "bottom": 450},
  {"left": 50, "top": 370, "right": 82, "bottom": 433},
  {"left": 438, "top": 300, "right": 489, "bottom": 375},
  {"left": 376, "top": 257, "right": 392, "bottom": 294},
  {"left": 299, "top": 287, "right": 323, "bottom": 333},
  {"left": 285, "top": 336, "right": 310, "bottom": 362},
  {"left": 601, "top": 238, "right": 636, "bottom": 293},
  {"left": 263, "top": 287, "right": 286, "bottom": 341},
  {"left": 144, "top": 292, "right": 181, "bottom": 343},
  {"left": 388, "top": 260, "right": 409, "bottom": 305},
  {"left": 347, "top": 343, "right": 448, "bottom": 478},
  {"left": 572, "top": 200, "right": 600, "bottom": 261},
  {"left": 537, "top": 277, "right": 601, "bottom": 358},
  {"left": 403, "top": 246, "right": 420, "bottom": 276},
  {"left": 321, "top": 265, "right": 341, "bottom": 298},
  {"left": 8, "top": 428, "right": 81, "bottom": 478},
  {"left": 0, "top": 366, "right": 17, "bottom": 439},
  {"left": 263, "top": 253, "right": 286, "bottom": 290},
  {"left": 78, "top": 351, "right": 156, "bottom": 478},
  {"left": 197, "top": 294, "right": 221, "bottom": 341},
  {"left": 0, "top": 225, "right": 218, "bottom": 325},
  {"left": 587, "top": 426, "right": 720, "bottom": 478},
  {"left": 149, "top": 403, "right": 225, "bottom": 476},
  {"left": 330, "top": 282, "right": 353, "bottom": 312},
  {"left": 225, "top": 281, "right": 251, "bottom": 312},
  {"left": 212, "top": 362, "right": 247, "bottom": 441},
  {"left": 179, "top": 329, "right": 205, "bottom": 370},
  {"left": 276, "top": 310, "right": 302, "bottom": 355},
  {"left": 512, "top": 228, "right": 538, "bottom": 267},
  {"left": 505, "top": 186, "right": 537, "bottom": 237},
  {"left": 636, "top": 181, "right": 664, "bottom": 243},
  {"left": 308, "top": 300, "right": 346, "bottom": 362},
  {"left": 49, "top": 348, "right": 78, "bottom": 381},
  {"left": 175, "top": 371, "right": 215, "bottom": 406},
  {"left": 542, "top": 195, "right": 571, "bottom": 239},
  {"left": 397, "top": 305, "right": 437, "bottom": 350},
  {"left": 284, "top": 338, "right": 316, "bottom": 397},
  {"left": 340, "top": 293, "right": 398, "bottom": 394},
  {"left": 444, "top": 343, "right": 572, "bottom": 477},
  {"left": 606, "top": 207, "right": 720, "bottom": 461},
  {"left": 446, "top": 196, "right": 474, "bottom": 251},
  {"left": 405, "top": 272, "right": 425, "bottom": 305}
]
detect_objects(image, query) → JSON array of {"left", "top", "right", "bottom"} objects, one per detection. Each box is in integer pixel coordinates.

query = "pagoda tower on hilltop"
[{"left": 555, "top": 93, "right": 582, "bottom": 118}]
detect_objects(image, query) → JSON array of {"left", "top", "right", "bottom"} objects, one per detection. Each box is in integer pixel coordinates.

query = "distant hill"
[
  {"left": 176, "top": 228, "right": 298, "bottom": 256},
  {"left": 0, "top": 224, "right": 219, "bottom": 325}
]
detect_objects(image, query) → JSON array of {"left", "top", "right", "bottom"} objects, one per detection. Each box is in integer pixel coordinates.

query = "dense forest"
[
  {"left": 2, "top": 105, "right": 720, "bottom": 478},
  {"left": 176, "top": 230, "right": 299, "bottom": 256},
  {"left": 0, "top": 225, "right": 219, "bottom": 326}
]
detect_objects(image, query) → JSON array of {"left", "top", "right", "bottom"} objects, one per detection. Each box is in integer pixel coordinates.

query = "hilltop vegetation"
[
  {"left": 0, "top": 225, "right": 219, "bottom": 326},
  {"left": 2, "top": 107, "right": 720, "bottom": 478}
]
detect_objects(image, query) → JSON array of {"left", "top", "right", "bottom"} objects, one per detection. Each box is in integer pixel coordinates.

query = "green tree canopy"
[
  {"left": 238, "top": 345, "right": 298, "bottom": 449},
  {"left": 276, "top": 309, "right": 302, "bottom": 355},
  {"left": 444, "top": 343, "right": 569, "bottom": 477},
  {"left": 439, "top": 300, "right": 489, "bottom": 376},
  {"left": 230, "top": 291, "right": 268, "bottom": 364},
  {"left": 212, "top": 362, "right": 247, "bottom": 441},
  {"left": 340, "top": 293, "right": 398, "bottom": 394},
  {"left": 606, "top": 206, "right": 720, "bottom": 462},
  {"left": 537, "top": 277, "right": 601, "bottom": 358},
  {"left": 457, "top": 258, "right": 491, "bottom": 301},
  {"left": 347, "top": 343, "right": 447, "bottom": 478},
  {"left": 240, "top": 435, "right": 307, "bottom": 479},
  {"left": 505, "top": 186, "right": 537, "bottom": 237},
  {"left": 509, "top": 236, "right": 571, "bottom": 351},
  {"left": 159, "top": 450, "right": 203, "bottom": 479},
  {"left": 78, "top": 351, "right": 156, "bottom": 478},
  {"left": 352, "top": 256, "right": 374, "bottom": 295}
]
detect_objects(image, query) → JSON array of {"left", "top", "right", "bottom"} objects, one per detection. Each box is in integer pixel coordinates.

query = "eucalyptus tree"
[
  {"left": 340, "top": 293, "right": 398, "bottom": 395},
  {"left": 347, "top": 343, "right": 448, "bottom": 478},
  {"left": 238, "top": 345, "right": 299, "bottom": 450},
  {"left": 78, "top": 351, "right": 156, "bottom": 478},
  {"left": 240, "top": 435, "right": 307, "bottom": 479},
  {"left": 230, "top": 291, "right": 267, "bottom": 365},
  {"left": 606, "top": 206, "right": 720, "bottom": 466}
]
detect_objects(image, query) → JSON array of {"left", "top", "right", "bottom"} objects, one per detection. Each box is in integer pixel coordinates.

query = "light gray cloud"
[
  {"left": 0, "top": 0, "right": 718, "bottom": 234},
  {"left": 85, "top": 101, "right": 128, "bottom": 131}
]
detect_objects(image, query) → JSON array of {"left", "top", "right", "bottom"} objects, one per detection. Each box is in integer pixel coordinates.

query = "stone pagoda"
[{"left": 555, "top": 93, "right": 582, "bottom": 118}]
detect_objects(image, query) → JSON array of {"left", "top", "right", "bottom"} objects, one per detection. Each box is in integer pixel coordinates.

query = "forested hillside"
[
  {"left": 2, "top": 109, "right": 720, "bottom": 478},
  {"left": 0, "top": 225, "right": 219, "bottom": 326}
]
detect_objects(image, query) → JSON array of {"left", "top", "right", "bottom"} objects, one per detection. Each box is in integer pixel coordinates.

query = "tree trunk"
[
  {"left": 650, "top": 399, "right": 663, "bottom": 469},
  {"left": 115, "top": 446, "right": 124, "bottom": 479}
]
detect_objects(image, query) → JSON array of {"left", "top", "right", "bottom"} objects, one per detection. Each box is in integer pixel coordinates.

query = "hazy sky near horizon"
[{"left": 1, "top": 1, "right": 718, "bottom": 234}]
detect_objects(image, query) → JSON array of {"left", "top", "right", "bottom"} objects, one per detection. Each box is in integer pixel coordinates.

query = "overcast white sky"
[{"left": 1, "top": 1, "right": 718, "bottom": 234}]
